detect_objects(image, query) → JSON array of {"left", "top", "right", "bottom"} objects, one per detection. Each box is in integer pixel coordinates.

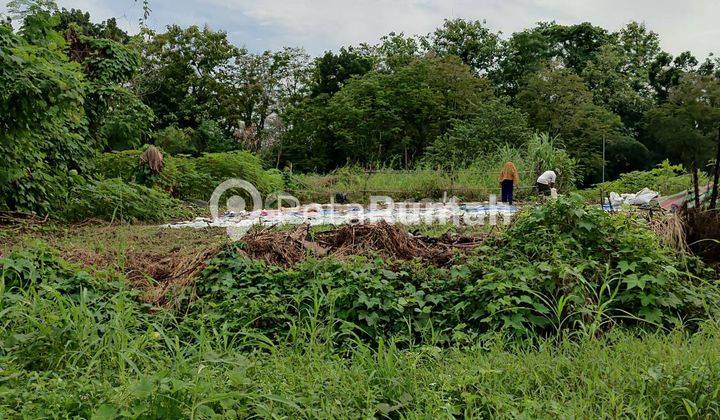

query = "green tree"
[
  {"left": 0, "top": 5, "right": 89, "bottom": 213},
  {"left": 581, "top": 44, "right": 653, "bottom": 131},
  {"left": 424, "top": 100, "right": 533, "bottom": 169},
  {"left": 425, "top": 18, "right": 500, "bottom": 74},
  {"left": 54, "top": 8, "right": 129, "bottom": 43},
  {"left": 220, "top": 47, "right": 311, "bottom": 151},
  {"left": 518, "top": 65, "right": 642, "bottom": 183},
  {"left": 374, "top": 32, "right": 423, "bottom": 71},
  {"left": 62, "top": 24, "right": 153, "bottom": 150},
  {"left": 325, "top": 56, "right": 495, "bottom": 167},
  {"left": 614, "top": 22, "right": 662, "bottom": 98},
  {"left": 310, "top": 47, "right": 374, "bottom": 97},
  {"left": 137, "top": 25, "right": 238, "bottom": 129},
  {"left": 643, "top": 73, "right": 720, "bottom": 167},
  {"left": 494, "top": 22, "right": 611, "bottom": 96},
  {"left": 649, "top": 51, "right": 699, "bottom": 101}
]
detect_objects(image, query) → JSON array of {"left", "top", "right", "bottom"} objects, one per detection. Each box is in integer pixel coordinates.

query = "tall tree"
[
  {"left": 221, "top": 47, "right": 311, "bottom": 151},
  {"left": 643, "top": 73, "right": 720, "bottom": 168},
  {"left": 311, "top": 47, "right": 374, "bottom": 97},
  {"left": 425, "top": 18, "right": 500, "bottom": 74},
  {"left": 581, "top": 44, "right": 653, "bottom": 131},
  {"left": 518, "top": 65, "right": 646, "bottom": 183},
  {"left": 494, "top": 22, "right": 610, "bottom": 97},
  {"left": 137, "top": 25, "right": 238, "bottom": 129}
]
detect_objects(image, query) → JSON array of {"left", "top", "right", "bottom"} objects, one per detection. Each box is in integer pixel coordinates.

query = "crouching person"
[{"left": 536, "top": 170, "right": 556, "bottom": 196}]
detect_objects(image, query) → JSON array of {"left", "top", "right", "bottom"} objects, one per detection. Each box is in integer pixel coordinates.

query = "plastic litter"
[
  {"left": 163, "top": 201, "right": 520, "bottom": 231},
  {"left": 608, "top": 188, "right": 659, "bottom": 207}
]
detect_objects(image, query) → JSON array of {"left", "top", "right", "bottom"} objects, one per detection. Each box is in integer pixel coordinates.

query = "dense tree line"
[{"left": 2, "top": 0, "right": 720, "bottom": 214}]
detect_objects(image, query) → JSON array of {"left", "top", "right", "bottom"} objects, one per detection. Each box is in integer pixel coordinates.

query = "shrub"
[
  {"left": 469, "top": 194, "right": 718, "bottom": 335},
  {"left": 194, "top": 151, "right": 284, "bottom": 195},
  {"left": 99, "top": 93, "right": 154, "bottom": 151},
  {"left": 190, "top": 196, "right": 718, "bottom": 344},
  {"left": 63, "top": 178, "right": 188, "bottom": 222},
  {"left": 152, "top": 126, "right": 196, "bottom": 156},
  {"left": 192, "top": 120, "right": 237, "bottom": 153},
  {"left": 579, "top": 160, "right": 703, "bottom": 202},
  {"left": 95, "top": 148, "right": 283, "bottom": 201}
]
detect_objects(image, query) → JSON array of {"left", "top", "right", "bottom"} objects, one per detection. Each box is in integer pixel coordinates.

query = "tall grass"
[
  {"left": 2, "top": 278, "right": 719, "bottom": 418},
  {"left": 291, "top": 134, "right": 577, "bottom": 203}
]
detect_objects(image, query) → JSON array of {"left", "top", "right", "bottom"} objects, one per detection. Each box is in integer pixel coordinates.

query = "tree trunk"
[
  {"left": 710, "top": 127, "right": 720, "bottom": 209},
  {"left": 692, "top": 159, "right": 701, "bottom": 208}
]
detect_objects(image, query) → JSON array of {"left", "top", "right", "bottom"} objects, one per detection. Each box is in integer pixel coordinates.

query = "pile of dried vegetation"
[{"left": 238, "top": 222, "right": 486, "bottom": 267}]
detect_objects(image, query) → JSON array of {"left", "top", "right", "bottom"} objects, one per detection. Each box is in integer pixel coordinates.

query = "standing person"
[
  {"left": 499, "top": 161, "right": 520, "bottom": 205},
  {"left": 536, "top": 170, "right": 557, "bottom": 196}
]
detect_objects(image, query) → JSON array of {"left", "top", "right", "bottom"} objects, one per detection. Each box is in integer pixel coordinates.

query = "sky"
[{"left": 3, "top": 0, "right": 719, "bottom": 58}]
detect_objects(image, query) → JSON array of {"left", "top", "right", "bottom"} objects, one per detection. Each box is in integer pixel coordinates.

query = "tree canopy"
[{"left": 2, "top": 2, "right": 720, "bottom": 216}]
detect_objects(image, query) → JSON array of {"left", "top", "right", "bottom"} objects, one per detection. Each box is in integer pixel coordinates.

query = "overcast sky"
[{"left": 4, "top": 0, "right": 719, "bottom": 58}]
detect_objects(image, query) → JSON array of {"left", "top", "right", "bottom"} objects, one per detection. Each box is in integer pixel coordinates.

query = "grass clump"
[
  {"left": 63, "top": 178, "right": 189, "bottom": 222},
  {"left": 291, "top": 134, "right": 577, "bottom": 203}
]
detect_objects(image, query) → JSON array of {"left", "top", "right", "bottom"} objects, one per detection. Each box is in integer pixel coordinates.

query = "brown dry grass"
[
  {"left": 51, "top": 224, "right": 228, "bottom": 305},
  {"left": 239, "top": 221, "right": 487, "bottom": 267}
]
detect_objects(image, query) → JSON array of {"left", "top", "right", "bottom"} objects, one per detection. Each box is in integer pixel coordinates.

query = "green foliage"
[
  {"left": 192, "top": 196, "right": 716, "bottom": 343},
  {"left": 582, "top": 160, "right": 698, "bottom": 199},
  {"left": 642, "top": 73, "right": 720, "bottom": 166},
  {"left": 285, "top": 56, "right": 497, "bottom": 170},
  {"left": 152, "top": 125, "right": 196, "bottom": 155},
  {"left": 99, "top": 89, "right": 154, "bottom": 151},
  {"left": 137, "top": 24, "right": 239, "bottom": 129},
  {"left": 194, "top": 151, "right": 284, "bottom": 195},
  {"left": 517, "top": 65, "right": 645, "bottom": 184},
  {"left": 0, "top": 11, "right": 90, "bottom": 214},
  {"left": 425, "top": 18, "right": 500, "bottom": 73},
  {"left": 63, "top": 178, "right": 188, "bottom": 222},
  {"left": 95, "top": 149, "right": 284, "bottom": 200},
  {"left": 1, "top": 220, "right": 719, "bottom": 417},
  {"left": 472, "top": 194, "right": 717, "bottom": 334},
  {"left": 424, "top": 100, "right": 533, "bottom": 168},
  {"left": 311, "top": 46, "right": 374, "bottom": 97},
  {"left": 1, "top": 248, "right": 719, "bottom": 417},
  {"left": 192, "top": 119, "right": 237, "bottom": 153}
]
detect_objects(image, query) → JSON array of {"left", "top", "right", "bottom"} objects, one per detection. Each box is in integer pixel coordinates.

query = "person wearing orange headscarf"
[{"left": 499, "top": 161, "right": 520, "bottom": 205}]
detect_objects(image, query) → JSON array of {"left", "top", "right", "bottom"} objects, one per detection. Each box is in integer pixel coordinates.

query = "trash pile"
[
  {"left": 165, "top": 201, "right": 518, "bottom": 231},
  {"left": 238, "top": 222, "right": 486, "bottom": 267},
  {"left": 606, "top": 188, "right": 659, "bottom": 208}
]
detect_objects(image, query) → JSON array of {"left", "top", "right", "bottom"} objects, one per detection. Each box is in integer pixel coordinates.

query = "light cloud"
[{"left": 3, "top": 0, "right": 718, "bottom": 57}]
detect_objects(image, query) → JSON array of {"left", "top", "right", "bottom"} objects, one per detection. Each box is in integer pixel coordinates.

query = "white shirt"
[{"left": 537, "top": 171, "right": 557, "bottom": 185}]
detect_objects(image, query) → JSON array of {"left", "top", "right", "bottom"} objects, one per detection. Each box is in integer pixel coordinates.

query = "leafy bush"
[
  {"left": 470, "top": 194, "right": 718, "bottom": 335},
  {"left": 580, "top": 160, "right": 701, "bottom": 201},
  {"left": 194, "top": 151, "right": 284, "bottom": 195},
  {"left": 95, "top": 148, "right": 283, "bottom": 201},
  {"left": 190, "top": 196, "right": 718, "bottom": 344},
  {"left": 152, "top": 126, "right": 196, "bottom": 155},
  {"left": 63, "top": 178, "right": 188, "bottom": 222},
  {"left": 0, "top": 18, "right": 91, "bottom": 214},
  {"left": 99, "top": 91, "right": 155, "bottom": 151},
  {"left": 192, "top": 120, "right": 237, "bottom": 153}
]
